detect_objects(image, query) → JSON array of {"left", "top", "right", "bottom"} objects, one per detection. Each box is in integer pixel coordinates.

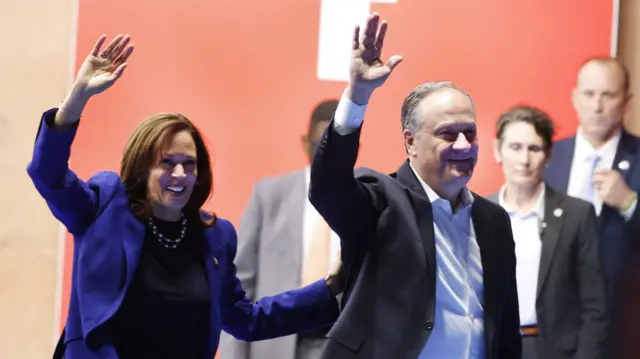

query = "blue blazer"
[
  {"left": 544, "top": 131, "right": 640, "bottom": 293},
  {"left": 27, "top": 109, "right": 339, "bottom": 359}
]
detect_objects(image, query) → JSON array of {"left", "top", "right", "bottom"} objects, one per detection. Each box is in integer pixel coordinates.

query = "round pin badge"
[
  {"left": 618, "top": 160, "right": 630, "bottom": 171},
  {"left": 553, "top": 208, "right": 563, "bottom": 217}
]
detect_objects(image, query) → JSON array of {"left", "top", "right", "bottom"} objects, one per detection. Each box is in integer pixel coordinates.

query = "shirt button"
[{"left": 425, "top": 321, "right": 434, "bottom": 330}]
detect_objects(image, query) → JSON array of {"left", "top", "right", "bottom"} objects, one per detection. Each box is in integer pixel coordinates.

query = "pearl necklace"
[{"left": 148, "top": 214, "right": 187, "bottom": 249}]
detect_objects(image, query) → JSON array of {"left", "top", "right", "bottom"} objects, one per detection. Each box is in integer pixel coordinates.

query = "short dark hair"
[
  {"left": 308, "top": 99, "right": 339, "bottom": 134},
  {"left": 580, "top": 56, "right": 630, "bottom": 92},
  {"left": 496, "top": 105, "right": 555, "bottom": 154}
]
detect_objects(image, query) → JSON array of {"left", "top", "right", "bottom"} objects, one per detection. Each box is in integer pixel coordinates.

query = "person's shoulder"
[
  {"left": 87, "top": 170, "right": 121, "bottom": 185},
  {"left": 86, "top": 170, "right": 126, "bottom": 198},
  {"left": 560, "top": 192, "right": 591, "bottom": 208},
  {"left": 472, "top": 193, "right": 508, "bottom": 218},
  {"left": 552, "top": 135, "right": 576, "bottom": 149},
  {"left": 621, "top": 130, "right": 640, "bottom": 155},
  {"left": 254, "top": 168, "right": 305, "bottom": 192},
  {"left": 208, "top": 216, "right": 236, "bottom": 238},
  {"left": 555, "top": 189, "right": 594, "bottom": 215},
  {"left": 200, "top": 216, "right": 240, "bottom": 265},
  {"left": 205, "top": 216, "right": 240, "bottom": 253},
  {"left": 258, "top": 168, "right": 304, "bottom": 183},
  {"left": 623, "top": 129, "right": 640, "bottom": 143},
  {"left": 484, "top": 192, "right": 500, "bottom": 204}
]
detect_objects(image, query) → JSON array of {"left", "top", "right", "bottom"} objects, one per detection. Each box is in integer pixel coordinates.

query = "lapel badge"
[
  {"left": 553, "top": 208, "right": 563, "bottom": 218},
  {"left": 213, "top": 257, "right": 219, "bottom": 267},
  {"left": 541, "top": 222, "right": 547, "bottom": 229},
  {"left": 618, "top": 160, "right": 630, "bottom": 171}
]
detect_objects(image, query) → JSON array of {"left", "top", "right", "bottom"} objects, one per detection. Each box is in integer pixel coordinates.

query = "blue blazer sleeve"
[
  {"left": 26, "top": 108, "right": 100, "bottom": 236},
  {"left": 220, "top": 221, "right": 339, "bottom": 342}
]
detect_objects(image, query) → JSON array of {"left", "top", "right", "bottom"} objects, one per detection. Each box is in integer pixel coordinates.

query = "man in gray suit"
[{"left": 220, "top": 99, "right": 341, "bottom": 359}]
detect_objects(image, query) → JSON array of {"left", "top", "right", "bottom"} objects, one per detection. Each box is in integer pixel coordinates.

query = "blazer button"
[{"left": 425, "top": 321, "right": 433, "bottom": 330}]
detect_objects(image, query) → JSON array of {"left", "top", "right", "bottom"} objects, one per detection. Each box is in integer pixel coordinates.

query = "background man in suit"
[
  {"left": 309, "top": 13, "right": 521, "bottom": 358},
  {"left": 219, "top": 100, "right": 341, "bottom": 359},
  {"left": 487, "top": 106, "right": 608, "bottom": 359},
  {"left": 543, "top": 57, "right": 640, "bottom": 308}
]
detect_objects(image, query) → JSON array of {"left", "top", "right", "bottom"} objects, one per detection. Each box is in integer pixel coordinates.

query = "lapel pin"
[
  {"left": 538, "top": 221, "right": 547, "bottom": 236},
  {"left": 618, "top": 160, "right": 630, "bottom": 171},
  {"left": 213, "top": 257, "right": 219, "bottom": 266},
  {"left": 553, "top": 208, "right": 563, "bottom": 218}
]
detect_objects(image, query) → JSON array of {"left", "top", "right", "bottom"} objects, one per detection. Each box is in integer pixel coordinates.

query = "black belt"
[
  {"left": 298, "top": 326, "right": 330, "bottom": 340},
  {"left": 520, "top": 325, "right": 540, "bottom": 337}
]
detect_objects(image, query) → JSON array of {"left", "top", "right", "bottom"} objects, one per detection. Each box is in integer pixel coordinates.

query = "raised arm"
[
  {"left": 26, "top": 34, "right": 134, "bottom": 235},
  {"left": 308, "top": 13, "right": 402, "bottom": 249},
  {"left": 576, "top": 204, "right": 610, "bottom": 359},
  {"left": 220, "top": 221, "right": 341, "bottom": 342}
]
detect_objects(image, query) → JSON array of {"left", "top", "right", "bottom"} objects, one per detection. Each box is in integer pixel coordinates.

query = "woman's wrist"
[{"left": 55, "top": 88, "right": 91, "bottom": 127}]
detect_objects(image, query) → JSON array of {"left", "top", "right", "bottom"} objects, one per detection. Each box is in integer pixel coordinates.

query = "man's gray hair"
[{"left": 400, "top": 81, "right": 475, "bottom": 134}]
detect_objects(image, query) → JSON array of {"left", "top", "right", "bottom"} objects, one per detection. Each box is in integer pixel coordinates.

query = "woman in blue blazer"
[{"left": 27, "top": 34, "right": 342, "bottom": 359}]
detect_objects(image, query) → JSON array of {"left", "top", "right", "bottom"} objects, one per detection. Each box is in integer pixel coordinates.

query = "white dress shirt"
[
  {"left": 334, "top": 91, "right": 486, "bottom": 359},
  {"left": 567, "top": 128, "right": 636, "bottom": 219},
  {"left": 498, "top": 184, "right": 545, "bottom": 326},
  {"left": 303, "top": 167, "right": 341, "bottom": 276}
]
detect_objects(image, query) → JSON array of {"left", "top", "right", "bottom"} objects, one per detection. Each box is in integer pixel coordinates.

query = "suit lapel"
[
  {"left": 547, "top": 138, "right": 575, "bottom": 193},
  {"left": 395, "top": 161, "right": 435, "bottom": 269},
  {"left": 122, "top": 205, "right": 146, "bottom": 286},
  {"left": 471, "top": 199, "right": 498, "bottom": 353},
  {"left": 613, "top": 131, "right": 638, "bottom": 184},
  {"left": 537, "top": 186, "right": 565, "bottom": 298}
]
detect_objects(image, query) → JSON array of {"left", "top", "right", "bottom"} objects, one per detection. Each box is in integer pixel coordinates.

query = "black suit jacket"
[
  {"left": 543, "top": 131, "right": 640, "bottom": 297},
  {"left": 309, "top": 124, "right": 521, "bottom": 359},
  {"left": 487, "top": 186, "right": 609, "bottom": 359}
]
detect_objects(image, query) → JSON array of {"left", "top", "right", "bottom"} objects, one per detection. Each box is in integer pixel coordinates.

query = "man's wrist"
[
  {"left": 621, "top": 191, "right": 638, "bottom": 212},
  {"left": 345, "top": 85, "right": 373, "bottom": 106},
  {"left": 333, "top": 89, "right": 368, "bottom": 133}
]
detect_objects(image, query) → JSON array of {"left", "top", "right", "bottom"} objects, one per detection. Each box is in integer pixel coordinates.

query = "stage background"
[{"left": 2, "top": 0, "right": 634, "bottom": 357}]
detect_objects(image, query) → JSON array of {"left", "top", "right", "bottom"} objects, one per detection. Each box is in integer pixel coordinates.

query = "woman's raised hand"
[
  {"left": 74, "top": 34, "right": 134, "bottom": 96},
  {"left": 55, "top": 35, "right": 134, "bottom": 127}
]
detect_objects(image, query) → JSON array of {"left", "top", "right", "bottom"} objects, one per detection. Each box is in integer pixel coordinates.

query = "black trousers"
[{"left": 522, "top": 335, "right": 538, "bottom": 359}]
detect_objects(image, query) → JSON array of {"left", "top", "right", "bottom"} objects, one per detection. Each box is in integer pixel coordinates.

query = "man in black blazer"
[
  {"left": 309, "top": 13, "right": 521, "bottom": 359},
  {"left": 487, "top": 106, "right": 608, "bottom": 359}
]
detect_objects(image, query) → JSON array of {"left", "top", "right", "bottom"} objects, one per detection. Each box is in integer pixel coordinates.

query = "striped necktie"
[
  {"left": 301, "top": 214, "right": 331, "bottom": 286},
  {"left": 577, "top": 154, "right": 601, "bottom": 203}
]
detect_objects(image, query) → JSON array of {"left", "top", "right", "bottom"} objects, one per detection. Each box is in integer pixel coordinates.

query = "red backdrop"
[{"left": 58, "top": 0, "right": 615, "bottom": 355}]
